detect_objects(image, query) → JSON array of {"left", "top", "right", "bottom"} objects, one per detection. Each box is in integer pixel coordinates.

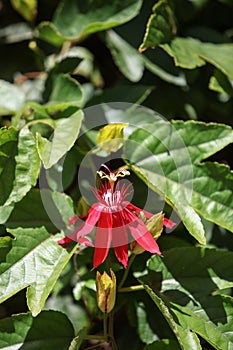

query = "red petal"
[
  {"left": 112, "top": 211, "right": 129, "bottom": 267},
  {"left": 93, "top": 212, "right": 112, "bottom": 268},
  {"left": 76, "top": 204, "right": 102, "bottom": 238},
  {"left": 78, "top": 237, "right": 94, "bottom": 247},
  {"left": 125, "top": 208, "right": 161, "bottom": 255},
  {"left": 164, "top": 217, "right": 176, "bottom": 229},
  {"left": 114, "top": 245, "right": 128, "bottom": 268},
  {"left": 57, "top": 236, "right": 73, "bottom": 245}
]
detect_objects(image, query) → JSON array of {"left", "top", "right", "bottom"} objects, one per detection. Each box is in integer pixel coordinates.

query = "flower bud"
[
  {"left": 131, "top": 212, "right": 164, "bottom": 255},
  {"left": 96, "top": 269, "right": 116, "bottom": 313}
]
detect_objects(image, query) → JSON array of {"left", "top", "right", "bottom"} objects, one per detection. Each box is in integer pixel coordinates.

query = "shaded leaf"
[
  {"left": 6, "top": 189, "right": 75, "bottom": 233},
  {"left": 143, "top": 339, "right": 181, "bottom": 350},
  {"left": 106, "top": 30, "right": 144, "bottom": 82},
  {"left": 0, "top": 227, "right": 77, "bottom": 316},
  {"left": 36, "top": 109, "right": 83, "bottom": 169},
  {"left": 142, "top": 247, "right": 233, "bottom": 349},
  {"left": 38, "top": 0, "right": 143, "bottom": 46},
  {"left": 161, "top": 37, "right": 233, "bottom": 80},
  {"left": 139, "top": 0, "right": 176, "bottom": 52},
  {"left": 0, "top": 310, "right": 74, "bottom": 350},
  {"left": 141, "top": 285, "right": 202, "bottom": 350}
]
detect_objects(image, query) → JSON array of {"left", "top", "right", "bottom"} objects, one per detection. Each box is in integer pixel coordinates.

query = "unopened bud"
[
  {"left": 131, "top": 212, "right": 164, "bottom": 255},
  {"left": 96, "top": 269, "right": 116, "bottom": 313}
]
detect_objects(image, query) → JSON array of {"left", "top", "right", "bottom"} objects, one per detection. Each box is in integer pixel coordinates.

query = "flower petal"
[
  {"left": 114, "top": 245, "right": 128, "bottom": 268},
  {"left": 76, "top": 204, "right": 102, "bottom": 238},
  {"left": 112, "top": 211, "right": 129, "bottom": 268},
  {"left": 164, "top": 217, "right": 176, "bottom": 229},
  {"left": 57, "top": 236, "right": 73, "bottom": 245},
  {"left": 93, "top": 212, "right": 112, "bottom": 268},
  {"left": 125, "top": 208, "right": 161, "bottom": 255}
]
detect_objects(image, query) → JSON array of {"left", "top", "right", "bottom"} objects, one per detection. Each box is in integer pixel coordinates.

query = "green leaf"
[
  {"left": 97, "top": 123, "right": 128, "bottom": 152},
  {"left": 141, "top": 247, "right": 233, "bottom": 349},
  {"left": 68, "top": 328, "right": 88, "bottom": 350},
  {"left": 44, "top": 56, "right": 83, "bottom": 101},
  {"left": 142, "top": 55, "right": 187, "bottom": 87},
  {"left": 141, "top": 285, "right": 202, "bottom": 350},
  {"left": 0, "top": 227, "right": 77, "bottom": 316},
  {"left": 0, "top": 126, "right": 40, "bottom": 224},
  {"left": 106, "top": 30, "right": 144, "bottom": 82},
  {"left": 123, "top": 120, "right": 233, "bottom": 242},
  {"left": 143, "top": 339, "right": 181, "bottom": 350},
  {"left": 88, "top": 85, "right": 154, "bottom": 106},
  {"left": 161, "top": 37, "right": 233, "bottom": 80},
  {"left": 48, "top": 74, "right": 83, "bottom": 108},
  {"left": 0, "top": 310, "right": 74, "bottom": 350},
  {"left": 37, "top": 0, "right": 143, "bottom": 46},
  {"left": 6, "top": 189, "right": 75, "bottom": 233},
  {"left": 209, "top": 70, "right": 233, "bottom": 96},
  {"left": 10, "top": 0, "right": 37, "bottom": 22},
  {"left": 139, "top": 0, "right": 177, "bottom": 52},
  {"left": 0, "top": 80, "right": 25, "bottom": 115},
  {"left": 36, "top": 109, "right": 83, "bottom": 169}
]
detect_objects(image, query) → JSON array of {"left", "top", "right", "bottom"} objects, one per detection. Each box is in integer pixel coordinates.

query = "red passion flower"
[{"left": 58, "top": 165, "right": 175, "bottom": 269}]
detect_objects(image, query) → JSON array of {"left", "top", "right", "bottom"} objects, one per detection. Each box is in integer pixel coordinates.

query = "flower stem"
[
  {"left": 118, "top": 285, "right": 144, "bottom": 292},
  {"left": 118, "top": 253, "right": 136, "bottom": 289},
  {"left": 103, "top": 313, "right": 108, "bottom": 340}
]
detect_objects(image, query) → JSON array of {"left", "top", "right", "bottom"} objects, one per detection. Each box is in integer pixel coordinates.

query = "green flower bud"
[{"left": 96, "top": 269, "right": 116, "bottom": 313}]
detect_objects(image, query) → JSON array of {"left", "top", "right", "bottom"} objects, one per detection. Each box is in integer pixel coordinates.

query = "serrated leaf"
[
  {"left": 0, "top": 227, "right": 77, "bottom": 316},
  {"left": 37, "top": 0, "right": 143, "bottom": 46},
  {"left": 139, "top": 0, "right": 176, "bottom": 52},
  {"left": 0, "top": 127, "right": 40, "bottom": 224},
  {"left": 0, "top": 310, "right": 74, "bottom": 350},
  {"left": 161, "top": 37, "right": 233, "bottom": 80},
  {"left": 36, "top": 109, "right": 83, "bottom": 169},
  {"left": 10, "top": 0, "right": 37, "bottom": 22},
  {"left": 123, "top": 120, "right": 233, "bottom": 241},
  {"left": 106, "top": 30, "right": 144, "bottom": 82}
]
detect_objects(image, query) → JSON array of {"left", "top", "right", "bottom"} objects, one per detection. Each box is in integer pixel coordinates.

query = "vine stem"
[{"left": 118, "top": 253, "right": 136, "bottom": 289}]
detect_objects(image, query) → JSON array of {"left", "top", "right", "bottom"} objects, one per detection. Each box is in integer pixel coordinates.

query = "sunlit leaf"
[
  {"left": 0, "top": 80, "right": 25, "bottom": 115},
  {"left": 10, "top": 0, "right": 37, "bottom": 22},
  {"left": 123, "top": 120, "right": 233, "bottom": 242},
  {"left": 0, "top": 227, "right": 77, "bottom": 316},
  {"left": 97, "top": 123, "right": 128, "bottom": 152},
  {"left": 36, "top": 109, "right": 83, "bottom": 169},
  {"left": 161, "top": 37, "right": 233, "bottom": 80},
  {"left": 106, "top": 30, "right": 144, "bottom": 82},
  {"left": 0, "top": 127, "right": 40, "bottom": 224},
  {"left": 37, "top": 0, "right": 143, "bottom": 46}
]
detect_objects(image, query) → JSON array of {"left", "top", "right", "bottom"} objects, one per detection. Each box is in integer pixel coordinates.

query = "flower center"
[{"left": 102, "top": 189, "right": 121, "bottom": 209}]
